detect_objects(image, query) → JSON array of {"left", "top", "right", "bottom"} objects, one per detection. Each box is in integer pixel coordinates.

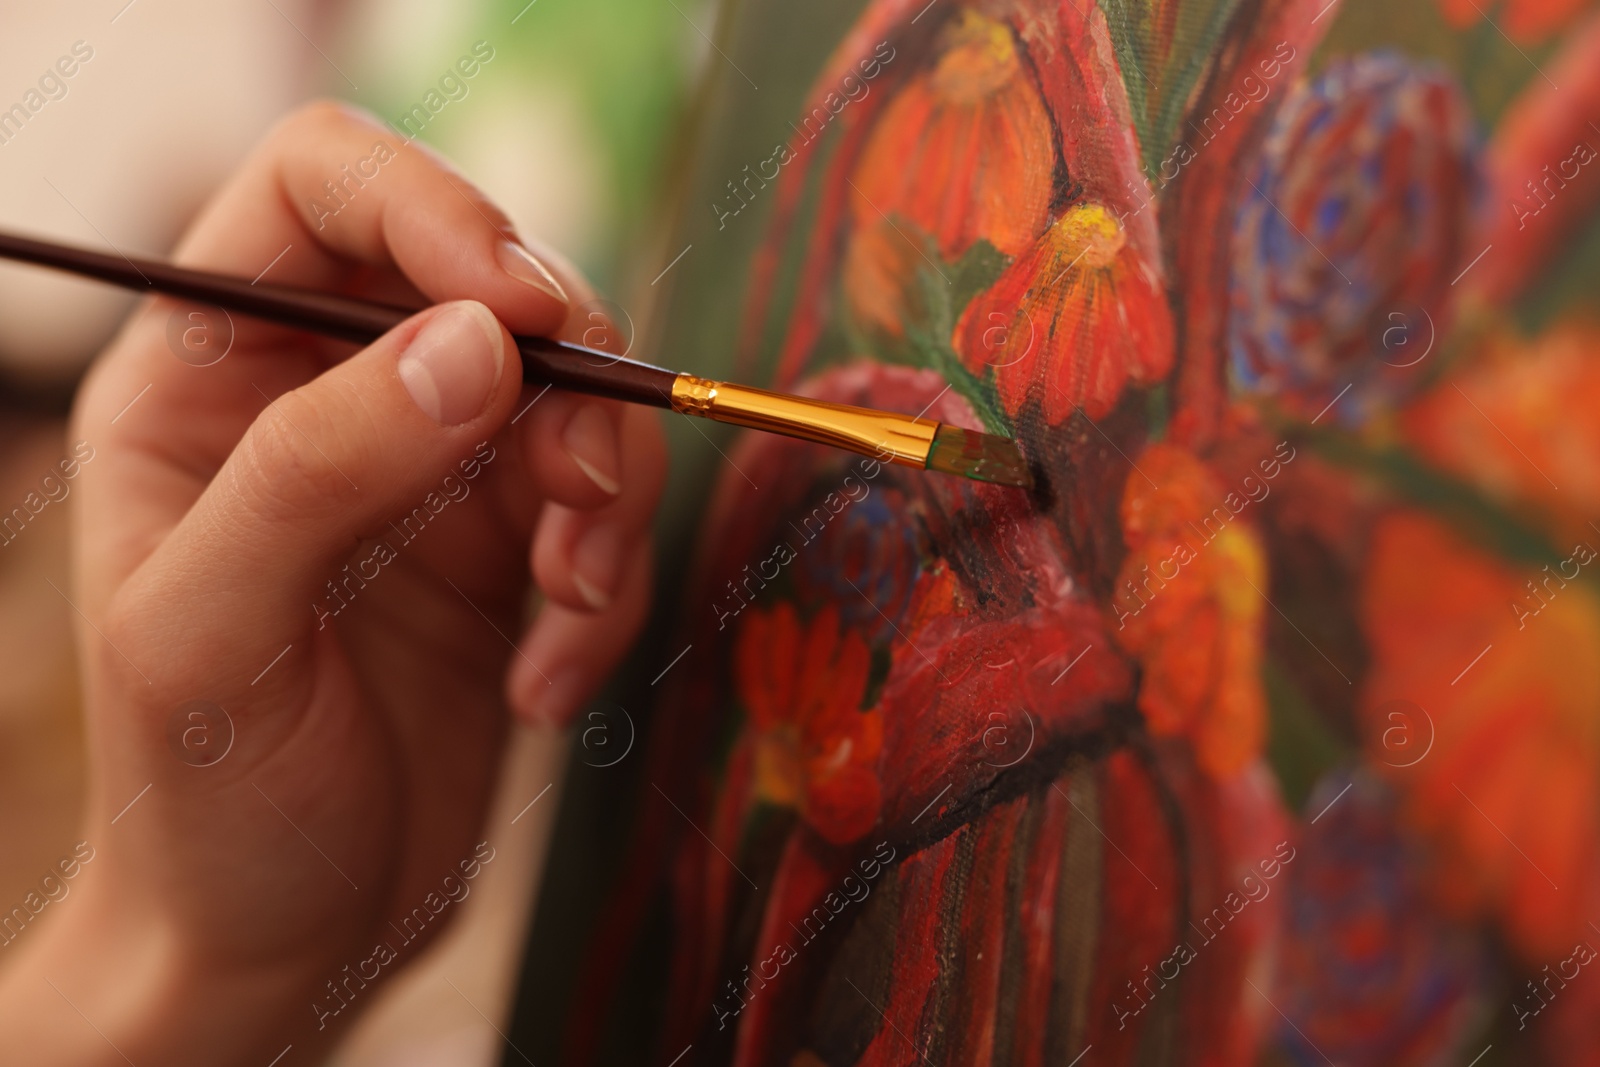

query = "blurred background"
[{"left": 0, "top": 0, "right": 704, "bottom": 1062}]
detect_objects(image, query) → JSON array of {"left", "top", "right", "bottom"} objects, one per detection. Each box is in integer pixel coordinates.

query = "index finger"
[
  {"left": 73, "top": 101, "right": 573, "bottom": 609},
  {"left": 184, "top": 100, "right": 570, "bottom": 331}
]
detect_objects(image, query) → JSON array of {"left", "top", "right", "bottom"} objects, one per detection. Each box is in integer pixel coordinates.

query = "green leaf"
[
  {"left": 1097, "top": 0, "right": 1245, "bottom": 174},
  {"left": 905, "top": 236, "right": 1013, "bottom": 434},
  {"left": 833, "top": 225, "right": 1015, "bottom": 432},
  {"left": 1263, "top": 658, "right": 1350, "bottom": 812},
  {"left": 1301, "top": 426, "right": 1571, "bottom": 568}
]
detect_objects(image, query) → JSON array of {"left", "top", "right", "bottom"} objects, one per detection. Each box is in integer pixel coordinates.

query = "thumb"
[{"left": 111, "top": 300, "right": 521, "bottom": 682}]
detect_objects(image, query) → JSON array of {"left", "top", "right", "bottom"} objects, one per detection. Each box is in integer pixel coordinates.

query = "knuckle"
[
  {"left": 235, "top": 388, "right": 355, "bottom": 518},
  {"left": 452, "top": 182, "right": 516, "bottom": 237},
  {"left": 280, "top": 98, "right": 368, "bottom": 143},
  {"left": 532, "top": 519, "right": 590, "bottom": 608},
  {"left": 531, "top": 529, "right": 566, "bottom": 595},
  {"left": 96, "top": 590, "right": 144, "bottom": 675},
  {"left": 96, "top": 587, "right": 179, "bottom": 714},
  {"left": 405, "top": 143, "right": 516, "bottom": 235}
]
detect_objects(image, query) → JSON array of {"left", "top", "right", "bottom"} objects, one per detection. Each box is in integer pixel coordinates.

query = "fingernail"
[
  {"left": 398, "top": 302, "right": 504, "bottom": 425},
  {"left": 562, "top": 404, "right": 622, "bottom": 495},
  {"left": 572, "top": 522, "right": 625, "bottom": 609},
  {"left": 522, "top": 670, "right": 586, "bottom": 729},
  {"left": 496, "top": 241, "right": 568, "bottom": 305}
]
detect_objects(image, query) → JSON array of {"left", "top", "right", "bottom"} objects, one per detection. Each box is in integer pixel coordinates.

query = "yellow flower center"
[
  {"left": 1045, "top": 203, "right": 1127, "bottom": 272},
  {"left": 932, "top": 10, "right": 1020, "bottom": 103}
]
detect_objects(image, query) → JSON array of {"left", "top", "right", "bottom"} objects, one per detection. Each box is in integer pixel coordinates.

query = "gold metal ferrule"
[{"left": 669, "top": 374, "right": 938, "bottom": 468}]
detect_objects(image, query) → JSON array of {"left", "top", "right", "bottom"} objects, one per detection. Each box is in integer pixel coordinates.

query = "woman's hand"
[{"left": 0, "top": 101, "right": 664, "bottom": 1065}]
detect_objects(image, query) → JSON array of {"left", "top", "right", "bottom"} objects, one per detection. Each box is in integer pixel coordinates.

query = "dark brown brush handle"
[{"left": 0, "top": 230, "right": 680, "bottom": 409}]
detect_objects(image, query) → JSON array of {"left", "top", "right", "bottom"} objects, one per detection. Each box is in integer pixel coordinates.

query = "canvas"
[{"left": 509, "top": 0, "right": 1600, "bottom": 1063}]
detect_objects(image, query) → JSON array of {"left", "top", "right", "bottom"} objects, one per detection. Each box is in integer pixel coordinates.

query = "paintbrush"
[{"left": 0, "top": 230, "right": 1032, "bottom": 489}]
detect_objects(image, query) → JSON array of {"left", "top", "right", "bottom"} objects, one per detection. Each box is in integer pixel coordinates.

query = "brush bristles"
[{"left": 925, "top": 425, "right": 1033, "bottom": 488}]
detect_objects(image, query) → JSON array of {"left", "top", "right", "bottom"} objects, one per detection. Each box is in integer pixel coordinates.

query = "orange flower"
[
  {"left": 1404, "top": 322, "right": 1600, "bottom": 549},
  {"left": 734, "top": 602, "right": 884, "bottom": 845},
  {"left": 850, "top": 9, "right": 1054, "bottom": 260},
  {"left": 1435, "top": 0, "right": 1595, "bottom": 42},
  {"left": 1111, "top": 444, "right": 1267, "bottom": 777},
  {"left": 1362, "top": 511, "right": 1600, "bottom": 958},
  {"left": 954, "top": 202, "right": 1175, "bottom": 422},
  {"left": 843, "top": 8, "right": 1055, "bottom": 337}
]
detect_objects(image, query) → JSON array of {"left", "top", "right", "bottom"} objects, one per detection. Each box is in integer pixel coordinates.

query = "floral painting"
[{"left": 513, "top": 0, "right": 1600, "bottom": 1063}]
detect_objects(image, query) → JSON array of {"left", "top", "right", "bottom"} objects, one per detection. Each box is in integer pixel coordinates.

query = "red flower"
[
  {"left": 842, "top": 9, "right": 1056, "bottom": 340},
  {"left": 734, "top": 601, "right": 884, "bottom": 844},
  {"left": 849, "top": 9, "right": 1055, "bottom": 262},
  {"left": 1435, "top": 0, "right": 1596, "bottom": 42},
  {"left": 750, "top": 0, "right": 1173, "bottom": 415},
  {"left": 953, "top": 202, "right": 1174, "bottom": 422}
]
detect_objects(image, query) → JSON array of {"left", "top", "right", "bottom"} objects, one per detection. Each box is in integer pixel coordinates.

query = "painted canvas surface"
[{"left": 510, "top": 0, "right": 1600, "bottom": 1063}]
